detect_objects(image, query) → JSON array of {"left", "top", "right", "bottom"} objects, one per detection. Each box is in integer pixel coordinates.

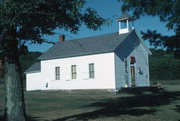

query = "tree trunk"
[{"left": 4, "top": 44, "right": 26, "bottom": 121}]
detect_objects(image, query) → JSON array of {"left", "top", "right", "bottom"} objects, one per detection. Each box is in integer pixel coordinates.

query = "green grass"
[{"left": 0, "top": 84, "right": 180, "bottom": 121}]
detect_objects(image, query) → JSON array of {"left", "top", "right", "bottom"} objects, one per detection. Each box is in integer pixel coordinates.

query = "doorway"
[
  {"left": 130, "top": 56, "right": 136, "bottom": 87},
  {"left": 131, "top": 65, "right": 135, "bottom": 87}
]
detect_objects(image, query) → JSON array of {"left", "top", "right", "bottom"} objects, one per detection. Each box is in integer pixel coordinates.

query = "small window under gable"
[{"left": 130, "top": 56, "right": 136, "bottom": 64}]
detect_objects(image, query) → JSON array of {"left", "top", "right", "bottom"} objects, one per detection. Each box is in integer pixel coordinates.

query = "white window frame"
[
  {"left": 89, "top": 63, "right": 95, "bottom": 78},
  {"left": 71, "top": 65, "right": 77, "bottom": 79},
  {"left": 55, "top": 67, "right": 60, "bottom": 80}
]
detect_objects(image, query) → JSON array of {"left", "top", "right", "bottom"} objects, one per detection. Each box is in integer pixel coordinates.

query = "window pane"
[
  {"left": 74, "top": 65, "right": 76, "bottom": 72},
  {"left": 72, "top": 65, "right": 76, "bottom": 72},
  {"left": 89, "top": 63, "right": 94, "bottom": 71},
  {"left": 90, "top": 65, "right": 92, "bottom": 71},
  {"left": 90, "top": 71, "right": 94, "bottom": 78},
  {"left": 89, "top": 64, "right": 91, "bottom": 71},
  {"left": 72, "top": 73, "right": 76, "bottom": 79},
  {"left": 91, "top": 64, "right": 94, "bottom": 70},
  {"left": 71, "top": 66, "right": 73, "bottom": 72}
]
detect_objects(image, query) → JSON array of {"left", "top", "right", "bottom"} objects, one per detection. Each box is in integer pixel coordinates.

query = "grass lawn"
[{"left": 0, "top": 84, "right": 180, "bottom": 121}]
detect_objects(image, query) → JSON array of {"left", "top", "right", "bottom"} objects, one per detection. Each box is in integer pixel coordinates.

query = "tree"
[
  {"left": 149, "top": 49, "right": 180, "bottom": 80},
  {"left": 20, "top": 52, "right": 42, "bottom": 74},
  {"left": 0, "top": 0, "right": 107, "bottom": 120},
  {"left": 119, "top": 0, "right": 180, "bottom": 55}
]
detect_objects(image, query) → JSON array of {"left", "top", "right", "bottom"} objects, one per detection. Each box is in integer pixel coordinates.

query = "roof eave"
[
  {"left": 24, "top": 70, "right": 41, "bottom": 74},
  {"left": 38, "top": 50, "right": 115, "bottom": 61},
  {"left": 116, "top": 17, "right": 130, "bottom": 21}
]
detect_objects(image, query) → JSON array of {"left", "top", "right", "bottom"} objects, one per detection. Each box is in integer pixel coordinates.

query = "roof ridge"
[
  {"left": 67, "top": 32, "right": 119, "bottom": 41},
  {"left": 38, "top": 31, "right": 132, "bottom": 60}
]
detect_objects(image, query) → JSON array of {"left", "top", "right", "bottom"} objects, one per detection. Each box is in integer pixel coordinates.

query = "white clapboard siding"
[{"left": 26, "top": 52, "right": 116, "bottom": 91}]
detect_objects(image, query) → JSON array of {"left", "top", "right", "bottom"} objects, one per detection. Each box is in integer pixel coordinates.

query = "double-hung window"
[
  {"left": 55, "top": 67, "right": 60, "bottom": 80},
  {"left": 71, "top": 65, "right": 77, "bottom": 79},
  {"left": 89, "top": 63, "right": 95, "bottom": 78}
]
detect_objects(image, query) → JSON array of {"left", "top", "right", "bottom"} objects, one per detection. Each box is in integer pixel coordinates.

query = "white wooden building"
[{"left": 25, "top": 14, "right": 152, "bottom": 91}]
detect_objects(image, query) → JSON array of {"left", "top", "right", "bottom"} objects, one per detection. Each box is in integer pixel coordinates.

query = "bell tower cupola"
[{"left": 117, "top": 13, "right": 134, "bottom": 34}]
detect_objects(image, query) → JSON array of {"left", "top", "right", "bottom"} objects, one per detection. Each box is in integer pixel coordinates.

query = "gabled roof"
[
  {"left": 25, "top": 30, "right": 151, "bottom": 73},
  {"left": 38, "top": 31, "right": 132, "bottom": 60},
  {"left": 25, "top": 62, "right": 40, "bottom": 73}
]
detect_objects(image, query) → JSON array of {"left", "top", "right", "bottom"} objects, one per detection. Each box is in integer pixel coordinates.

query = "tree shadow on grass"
[
  {"left": 174, "top": 105, "right": 180, "bottom": 113},
  {"left": 53, "top": 91, "right": 180, "bottom": 121},
  {"left": 53, "top": 108, "right": 156, "bottom": 121},
  {"left": 0, "top": 115, "right": 47, "bottom": 121},
  {"left": 0, "top": 115, "right": 5, "bottom": 121},
  {"left": 26, "top": 115, "right": 48, "bottom": 121}
]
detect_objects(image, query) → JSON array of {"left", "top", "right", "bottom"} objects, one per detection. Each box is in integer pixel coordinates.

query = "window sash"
[
  {"left": 55, "top": 67, "right": 60, "bottom": 80},
  {"left": 71, "top": 65, "right": 76, "bottom": 79},
  {"left": 89, "top": 63, "right": 95, "bottom": 78}
]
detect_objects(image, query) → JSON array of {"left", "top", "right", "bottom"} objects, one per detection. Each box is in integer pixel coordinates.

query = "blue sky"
[{"left": 28, "top": 0, "right": 174, "bottom": 52}]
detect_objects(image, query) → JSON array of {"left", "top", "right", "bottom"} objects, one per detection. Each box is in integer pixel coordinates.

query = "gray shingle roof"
[
  {"left": 25, "top": 61, "right": 40, "bottom": 73},
  {"left": 38, "top": 31, "right": 133, "bottom": 60},
  {"left": 25, "top": 31, "right": 134, "bottom": 73}
]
